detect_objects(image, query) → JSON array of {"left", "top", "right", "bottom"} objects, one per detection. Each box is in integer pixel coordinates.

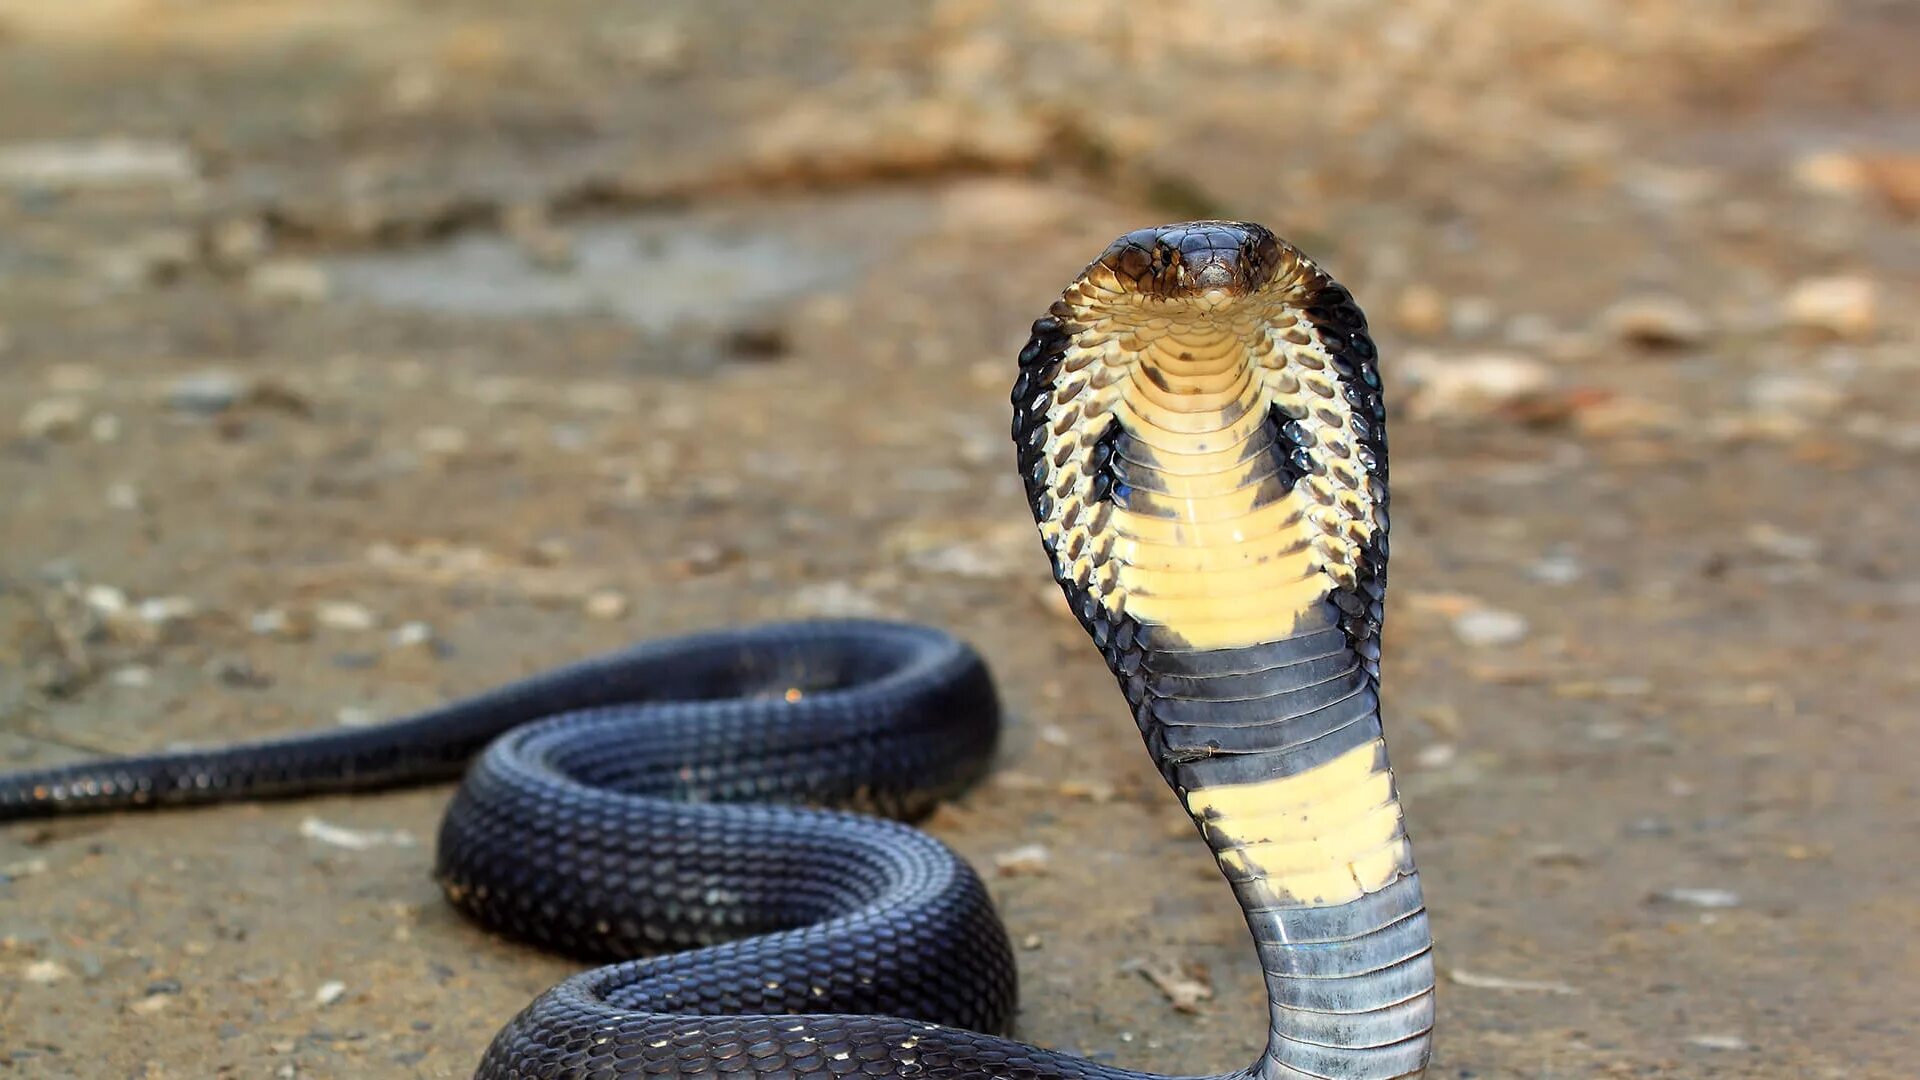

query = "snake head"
[{"left": 1089, "top": 220, "right": 1288, "bottom": 302}]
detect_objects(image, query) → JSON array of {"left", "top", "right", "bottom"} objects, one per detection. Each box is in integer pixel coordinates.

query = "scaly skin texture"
[
  {"left": 1013, "top": 222, "right": 1429, "bottom": 1078},
  {"left": 0, "top": 222, "right": 1426, "bottom": 1080}
]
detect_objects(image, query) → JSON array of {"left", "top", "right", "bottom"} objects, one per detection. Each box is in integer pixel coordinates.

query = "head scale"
[{"left": 1081, "top": 220, "right": 1288, "bottom": 302}]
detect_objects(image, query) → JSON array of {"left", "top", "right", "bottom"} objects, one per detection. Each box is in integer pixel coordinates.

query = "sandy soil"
[{"left": 2, "top": 2, "right": 1917, "bottom": 1077}]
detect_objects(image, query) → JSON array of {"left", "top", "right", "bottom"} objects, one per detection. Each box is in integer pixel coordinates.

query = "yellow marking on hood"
[
  {"left": 1118, "top": 555, "right": 1317, "bottom": 598},
  {"left": 1106, "top": 496, "right": 1301, "bottom": 547}
]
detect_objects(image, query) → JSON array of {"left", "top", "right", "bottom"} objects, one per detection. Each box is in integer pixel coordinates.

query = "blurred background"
[{"left": 0, "top": 1, "right": 1915, "bottom": 1077}]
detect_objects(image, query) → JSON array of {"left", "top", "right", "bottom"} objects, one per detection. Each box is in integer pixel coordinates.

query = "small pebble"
[
  {"left": 1687, "top": 1034, "right": 1752, "bottom": 1052},
  {"left": 84, "top": 584, "right": 130, "bottom": 614},
  {"left": 584, "top": 590, "right": 631, "bottom": 620},
  {"left": 1784, "top": 275, "right": 1878, "bottom": 340},
  {"left": 129, "top": 992, "right": 173, "bottom": 1015},
  {"left": 1446, "top": 968, "right": 1579, "bottom": 995},
  {"left": 1401, "top": 351, "right": 1552, "bottom": 423},
  {"left": 313, "top": 980, "right": 347, "bottom": 1006},
  {"left": 249, "top": 607, "right": 309, "bottom": 638},
  {"left": 166, "top": 371, "right": 246, "bottom": 415},
  {"left": 299, "top": 817, "right": 414, "bottom": 851},
  {"left": 1601, "top": 295, "right": 1713, "bottom": 348},
  {"left": 791, "top": 581, "right": 885, "bottom": 618},
  {"left": 1651, "top": 887, "right": 1742, "bottom": 909},
  {"left": 24, "top": 959, "right": 70, "bottom": 984},
  {"left": 315, "top": 601, "right": 378, "bottom": 631},
  {"left": 1792, "top": 150, "right": 1868, "bottom": 196},
  {"left": 528, "top": 537, "right": 572, "bottom": 564},
  {"left": 1745, "top": 523, "right": 1821, "bottom": 561},
  {"left": 1, "top": 856, "right": 50, "bottom": 879},
  {"left": 1451, "top": 607, "right": 1529, "bottom": 648},
  {"left": 1746, "top": 373, "right": 1843, "bottom": 419},
  {"left": 1793, "top": 150, "right": 1920, "bottom": 215},
  {"left": 674, "top": 541, "right": 736, "bottom": 576},
  {"left": 1527, "top": 552, "right": 1584, "bottom": 585},
  {"left": 1528, "top": 846, "right": 1589, "bottom": 867},
  {"left": 993, "top": 844, "right": 1052, "bottom": 876},
  {"left": 390, "top": 621, "right": 435, "bottom": 648},
  {"left": 335, "top": 706, "right": 378, "bottom": 728},
  {"left": 1057, "top": 778, "right": 1117, "bottom": 802},
  {"left": 105, "top": 482, "right": 143, "bottom": 511},
  {"left": 1622, "top": 163, "right": 1719, "bottom": 210},
  {"left": 248, "top": 259, "right": 331, "bottom": 304},
  {"left": 991, "top": 771, "right": 1047, "bottom": 793},
  {"left": 0, "top": 136, "right": 196, "bottom": 188},
  {"left": 137, "top": 596, "right": 197, "bottom": 625},
  {"left": 20, "top": 397, "right": 87, "bottom": 439},
  {"left": 1134, "top": 960, "right": 1213, "bottom": 1013},
  {"left": 608, "top": 22, "right": 692, "bottom": 75}
]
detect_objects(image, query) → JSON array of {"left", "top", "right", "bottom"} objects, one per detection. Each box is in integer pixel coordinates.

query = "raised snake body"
[{"left": 0, "top": 221, "right": 1432, "bottom": 1079}]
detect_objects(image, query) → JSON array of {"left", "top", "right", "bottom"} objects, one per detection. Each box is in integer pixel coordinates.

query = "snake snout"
[{"left": 1184, "top": 255, "right": 1235, "bottom": 290}]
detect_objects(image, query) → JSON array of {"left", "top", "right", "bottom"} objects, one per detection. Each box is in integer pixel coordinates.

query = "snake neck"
[
  {"left": 1157, "top": 653, "right": 1431, "bottom": 1080},
  {"left": 1013, "top": 224, "right": 1432, "bottom": 1079}
]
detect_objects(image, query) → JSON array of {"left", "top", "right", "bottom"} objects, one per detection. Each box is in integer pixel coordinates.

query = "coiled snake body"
[{"left": 0, "top": 222, "right": 1432, "bottom": 1079}]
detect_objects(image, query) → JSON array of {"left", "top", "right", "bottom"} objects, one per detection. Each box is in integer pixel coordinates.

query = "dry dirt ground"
[{"left": 2, "top": 2, "right": 1917, "bottom": 1077}]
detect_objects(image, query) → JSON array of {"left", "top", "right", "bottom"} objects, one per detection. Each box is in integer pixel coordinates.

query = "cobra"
[{"left": 0, "top": 221, "right": 1431, "bottom": 1079}]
